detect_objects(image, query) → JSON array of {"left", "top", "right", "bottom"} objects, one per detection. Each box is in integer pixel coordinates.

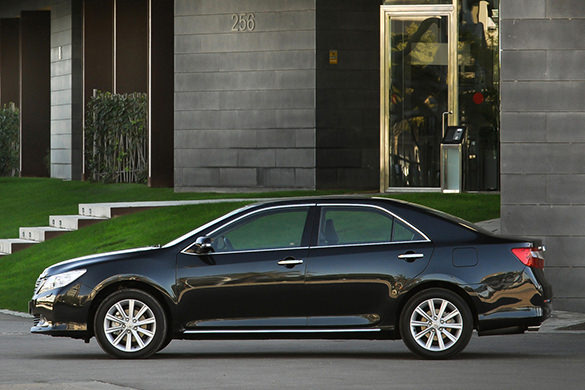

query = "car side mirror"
[{"left": 194, "top": 236, "right": 214, "bottom": 254}]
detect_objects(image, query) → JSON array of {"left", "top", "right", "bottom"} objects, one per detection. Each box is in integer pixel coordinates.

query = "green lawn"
[
  {"left": 381, "top": 192, "right": 500, "bottom": 224},
  {"left": 0, "top": 177, "right": 344, "bottom": 238},
  {"left": 0, "top": 178, "right": 499, "bottom": 312}
]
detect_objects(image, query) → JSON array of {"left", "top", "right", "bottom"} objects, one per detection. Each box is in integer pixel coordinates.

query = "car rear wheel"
[
  {"left": 94, "top": 289, "right": 167, "bottom": 359},
  {"left": 400, "top": 288, "right": 473, "bottom": 359}
]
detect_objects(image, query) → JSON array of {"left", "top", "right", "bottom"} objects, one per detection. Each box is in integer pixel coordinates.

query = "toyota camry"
[{"left": 29, "top": 197, "right": 552, "bottom": 359}]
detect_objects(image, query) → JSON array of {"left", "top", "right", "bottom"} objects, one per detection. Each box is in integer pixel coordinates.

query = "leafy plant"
[
  {"left": 0, "top": 103, "right": 19, "bottom": 177},
  {"left": 85, "top": 91, "right": 148, "bottom": 183}
]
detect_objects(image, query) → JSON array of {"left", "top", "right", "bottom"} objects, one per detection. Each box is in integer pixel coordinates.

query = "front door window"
[{"left": 209, "top": 207, "right": 309, "bottom": 252}]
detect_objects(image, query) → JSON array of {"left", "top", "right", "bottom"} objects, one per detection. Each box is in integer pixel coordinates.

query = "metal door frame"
[{"left": 379, "top": 4, "right": 458, "bottom": 192}]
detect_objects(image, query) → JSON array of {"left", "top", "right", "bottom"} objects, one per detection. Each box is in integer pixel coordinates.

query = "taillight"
[{"left": 512, "top": 247, "right": 545, "bottom": 269}]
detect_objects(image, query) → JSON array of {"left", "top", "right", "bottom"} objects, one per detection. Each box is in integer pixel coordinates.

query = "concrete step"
[
  {"left": 0, "top": 238, "right": 37, "bottom": 255},
  {"left": 49, "top": 215, "right": 107, "bottom": 230},
  {"left": 19, "top": 227, "right": 72, "bottom": 242},
  {"left": 78, "top": 199, "right": 261, "bottom": 218}
]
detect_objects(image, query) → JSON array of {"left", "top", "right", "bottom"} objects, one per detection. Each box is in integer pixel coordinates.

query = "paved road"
[{"left": 2, "top": 313, "right": 585, "bottom": 390}]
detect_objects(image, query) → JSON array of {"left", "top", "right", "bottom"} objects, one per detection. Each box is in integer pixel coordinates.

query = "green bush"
[
  {"left": 85, "top": 91, "right": 148, "bottom": 183},
  {"left": 0, "top": 104, "right": 19, "bottom": 177}
]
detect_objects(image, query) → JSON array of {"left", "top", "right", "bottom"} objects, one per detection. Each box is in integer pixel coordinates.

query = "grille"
[{"left": 33, "top": 314, "right": 40, "bottom": 326}]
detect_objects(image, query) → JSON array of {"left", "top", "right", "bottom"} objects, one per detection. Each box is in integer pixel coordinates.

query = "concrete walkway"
[{"left": 474, "top": 218, "right": 501, "bottom": 234}]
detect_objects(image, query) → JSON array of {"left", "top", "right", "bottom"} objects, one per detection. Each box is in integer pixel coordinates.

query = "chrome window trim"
[
  {"left": 310, "top": 240, "right": 430, "bottom": 250},
  {"left": 315, "top": 203, "right": 431, "bottom": 244},
  {"left": 183, "top": 328, "right": 381, "bottom": 334},
  {"left": 181, "top": 245, "right": 310, "bottom": 257},
  {"left": 180, "top": 203, "right": 315, "bottom": 255}
]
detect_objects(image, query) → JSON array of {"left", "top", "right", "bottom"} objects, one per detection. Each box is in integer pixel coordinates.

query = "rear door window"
[{"left": 316, "top": 206, "right": 426, "bottom": 246}]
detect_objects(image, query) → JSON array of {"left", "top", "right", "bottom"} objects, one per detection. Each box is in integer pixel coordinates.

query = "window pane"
[
  {"left": 392, "top": 219, "right": 425, "bottom": 242},
  {"left": 211, "top": 208, "right": 308, "bottom": 252},
  {"left": 318, "top": 207, "right": 393, "bottom": 246}
]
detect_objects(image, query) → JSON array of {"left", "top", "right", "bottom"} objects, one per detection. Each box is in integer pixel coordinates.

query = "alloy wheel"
[
  {"left": 103, "top": 298, "right": 157, "bottom": 353},
  {"left": 409, "top": 297, "right": 463, "bottom": 352}
]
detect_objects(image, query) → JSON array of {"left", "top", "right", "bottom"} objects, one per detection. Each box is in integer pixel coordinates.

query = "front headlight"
[{"left": 37, "top": 269, "right": 87, "bottom": 295}]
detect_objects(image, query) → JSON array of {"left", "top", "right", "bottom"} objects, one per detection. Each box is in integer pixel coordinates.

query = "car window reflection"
[
  {"left": 317, "top": 206, "right": 425, "bottom": 246},
  {"left": 209, "top": 208, "right": 309, "bottom": 252}
]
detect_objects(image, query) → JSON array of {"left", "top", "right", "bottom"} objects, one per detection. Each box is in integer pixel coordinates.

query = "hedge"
[
  {"left": 85, "top": 91, "right": 148, "bottom": 183},
  {"left": 0, "top": 104, "right": 19, "bottom": 177}
]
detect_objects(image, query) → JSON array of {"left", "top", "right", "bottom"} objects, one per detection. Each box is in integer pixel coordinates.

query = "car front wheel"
[
  {"left": 94, "top": 289, "right": 167, "bottom": 359},
  {"left": 400, "top": 288, "right": 473, "bottom": 359}
]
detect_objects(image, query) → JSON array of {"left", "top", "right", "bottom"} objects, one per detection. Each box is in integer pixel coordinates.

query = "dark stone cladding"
[
  {"left": 500, "top": 0, "right": 585, "bottom": 312},
  {"left": 315, "top": 0, "right": 381, "bottom": 190}
]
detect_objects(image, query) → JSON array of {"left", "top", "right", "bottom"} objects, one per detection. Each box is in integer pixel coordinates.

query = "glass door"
[{"left": 380, "top": 5, "right": 457, "bottom": 191}]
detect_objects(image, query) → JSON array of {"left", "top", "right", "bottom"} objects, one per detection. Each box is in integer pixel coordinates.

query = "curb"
[{"left": 0, "top": 309, "right": 33, "bottom": 318}]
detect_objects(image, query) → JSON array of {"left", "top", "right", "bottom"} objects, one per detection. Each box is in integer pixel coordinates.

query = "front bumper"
[{"left": 29, "top": 288, "right": 90, "bottom": 339}]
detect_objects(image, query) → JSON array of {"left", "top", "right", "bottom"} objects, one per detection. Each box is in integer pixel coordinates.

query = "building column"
[
  {"left": 82, "top": 0, "right": 114, "bottom": 180},
  {"left": 0, "top": 18, "right": 20, "bottom": 107},
  {"left": 20, "top": 11, "right": 50, "bottom": 177},
  {"left": 116, "top": 0, "right": 148, "bottom": 94},
  {"left": 148, "top": 0, "right": 173, "bottom": 187},
  {"left": 71, "top": 1, "right": 84, "bottom": 180},
  {"left": 83, "top": 0, "right": 114, "bottom": 102}
]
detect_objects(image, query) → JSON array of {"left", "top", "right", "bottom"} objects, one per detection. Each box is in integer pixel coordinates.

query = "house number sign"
[{"left": 231, "top": 13, "right": 256, "bottom": 32}]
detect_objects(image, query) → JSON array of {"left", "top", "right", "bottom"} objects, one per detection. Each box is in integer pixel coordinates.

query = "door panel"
[
  {"left": 176, "top": 249, "right": 307, "bottom": 329},
  {"left": 305, "top": 205, "right": 433, "bottom": 328},
  {"left": 305, "top": 243, "right": 433, "bottom": 327}
]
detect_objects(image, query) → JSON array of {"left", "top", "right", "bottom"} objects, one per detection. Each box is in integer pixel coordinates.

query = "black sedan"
[{"left": 29, "top": 197, "right": 552, "bottom": 359}]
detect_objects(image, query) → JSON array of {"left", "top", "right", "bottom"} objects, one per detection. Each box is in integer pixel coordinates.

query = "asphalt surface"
[{"left": 1, "top": 311, "right": 585, "bottom": 390}]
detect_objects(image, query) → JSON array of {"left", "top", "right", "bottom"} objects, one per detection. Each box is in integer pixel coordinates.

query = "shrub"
[
  {"left": 0, "top": 104, "right": 19, "bottom": 177},
  {"left": 85, "top": 91, "right": 148, "bottom": 183}
]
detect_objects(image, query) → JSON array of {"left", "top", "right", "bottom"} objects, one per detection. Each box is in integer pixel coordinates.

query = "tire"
[
  {"left": 94, "top": 289, "right": 167, "bottom": 359},
  {"left": 400, "top": 288, "right": 473, "bottom": 359},
  {"left": 158, "top": 334, "right": 173, "bottom": 352}
]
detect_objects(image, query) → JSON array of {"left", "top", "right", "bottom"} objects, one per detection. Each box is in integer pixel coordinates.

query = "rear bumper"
[
  {"left": 472, "top": 265, "right": 552, "bottom": 336},
  {"left": 477, "top": 301, "right": 551, "bottom": 336}
]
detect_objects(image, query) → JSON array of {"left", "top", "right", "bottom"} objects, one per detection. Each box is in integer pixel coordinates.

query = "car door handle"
[
  {"left": 277, "top": 259, "right": 304, "bottom": 266},
  {"left": 398, "top": 252, "right": 425, "bottom": 261}
]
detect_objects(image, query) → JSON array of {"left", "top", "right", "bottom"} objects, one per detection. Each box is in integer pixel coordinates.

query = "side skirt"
[{"left": 179, "top": 328, "right": 398, "bottom": 341}]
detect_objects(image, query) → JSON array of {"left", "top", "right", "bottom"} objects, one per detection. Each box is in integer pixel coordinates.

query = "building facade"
[
  {"left": 0, "top": 0, "right": 583, "bottom": 311},
  {"left": 500, "top": 0, "right": 585, "bottom": 312}
]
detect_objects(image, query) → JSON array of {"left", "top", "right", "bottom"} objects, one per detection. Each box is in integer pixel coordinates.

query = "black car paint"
[{"left": 30, "top": 197, "right": 552, "bottom": 344}]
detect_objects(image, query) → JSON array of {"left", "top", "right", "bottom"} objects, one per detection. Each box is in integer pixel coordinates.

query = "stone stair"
[
  {"left": 19, "top": 226, "right": 72, "bottom": 242},
  {"left": 0, "top": 239, "right": 36, "bottom": 255},
  {"left": 0, "top": 198, "right": 263, "bottom": 256}
]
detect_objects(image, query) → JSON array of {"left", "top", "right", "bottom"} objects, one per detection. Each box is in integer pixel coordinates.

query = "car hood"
[{"left": 40, "top": 246, "right": 160, "bottom": 277}]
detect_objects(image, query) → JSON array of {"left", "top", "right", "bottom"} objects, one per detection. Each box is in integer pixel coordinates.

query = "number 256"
[{"left": 232, "top": 13, "right": 256, "bottom": 32}]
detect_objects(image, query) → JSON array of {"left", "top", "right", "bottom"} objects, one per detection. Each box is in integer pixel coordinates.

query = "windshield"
[{"left": 162, "top": 203, "right": 255, "bottom": 248}]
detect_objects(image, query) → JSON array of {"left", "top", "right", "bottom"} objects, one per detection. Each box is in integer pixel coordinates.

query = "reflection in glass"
[
  {"left": 389, "top": 16, "right": 448, "bottom": 187},
  {"left": 459, "top": 0, "right": 499, "bottom": 191},
  {"left": 210, "top": 208, "right": 309, "bottom": 252}
]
